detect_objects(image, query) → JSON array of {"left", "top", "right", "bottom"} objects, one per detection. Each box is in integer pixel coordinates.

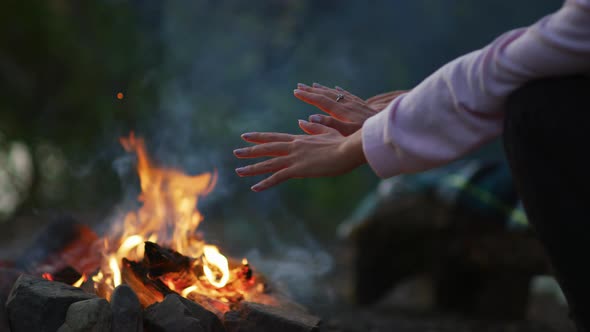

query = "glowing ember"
[{"left": 42, "top": 273, "right": 53, "bottom": 281}]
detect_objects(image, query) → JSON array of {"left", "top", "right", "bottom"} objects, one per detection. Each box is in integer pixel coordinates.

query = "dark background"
[{"left": 0, "top": 0, "right": 562, "bottom": 311}]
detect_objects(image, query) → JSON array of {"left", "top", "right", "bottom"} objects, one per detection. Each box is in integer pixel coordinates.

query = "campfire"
[
  {"left": 1, "top": 133, "right": 321, "bottom": 332},
  {"left": 42, "top": 133, "right": 271, "bottom": 313}
]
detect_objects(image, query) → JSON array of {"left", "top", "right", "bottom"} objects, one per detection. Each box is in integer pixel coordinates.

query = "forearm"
[{"left": 363, "top": 0, "right": 590, "bottom": 178}]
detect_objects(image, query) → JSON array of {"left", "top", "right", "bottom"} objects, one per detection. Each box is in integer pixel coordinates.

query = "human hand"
[
  {"left": 234, "top": 121, "right": 366, "bottom": 192},
  {"left": 294, "top": 83, "right": 378, "bottom": 136},
  {"left": 366, "top": 90, "right": 409, "bottom": 111}
]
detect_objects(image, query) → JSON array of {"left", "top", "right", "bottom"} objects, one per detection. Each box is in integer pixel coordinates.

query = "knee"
[{"left": 504, "top": 75, "right": 590, "bottom": 137}]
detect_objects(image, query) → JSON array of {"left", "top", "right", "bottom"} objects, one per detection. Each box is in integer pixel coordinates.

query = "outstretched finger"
[
  {"left": 298, "top": 119, "right": 338, "bottom": 135},
  {"left": 308, "top": 114, "right": 360, "bottom": 136},
  {"left": 299, "top": 83, "right": 365, "bottom": 107},
  {"left": 251, "top": 168, "right": 294, "bottom": 192},
  {"left": 293, "top": 89, "right": 352, "bottom": 121},
  {"left": 297, "top": 83, "right": 340, "bottom": 101},
  {"left": 233, "top": 142, "right": 290, "bottom": 158},
  {"left": 334, "top": 86, "right": 365, "bottom": 103},
  {"left": 235, "top": 157, "right": 291, "bottom": 177},
  {"left": 241, "top": 132, "right": 294, "bottom": 143}
]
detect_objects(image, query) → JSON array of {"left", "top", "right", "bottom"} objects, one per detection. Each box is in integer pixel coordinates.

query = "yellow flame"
[
  {"left": 73, "top": 274, "right": 87, "bottom": 288},
  {"left": 165, "top": 280, "right": 177, "bottom": 292},
  {"left": 93, "top": 133, "right": 238, "bottom": 302},
  {"left": 203, "top": 245, "right": 230, "bottom": 288},
  {"left": 181, "top": 285, "right": 198, "bottom": 297},
  {"left": 119, "top": 235, "right": 144, "bottom": 258},
  {"left": 109, "top": 257, "right": 121, "bottom": 288},
  {"left": 92, "top": 271, "right": 103, "bottom": 283}
]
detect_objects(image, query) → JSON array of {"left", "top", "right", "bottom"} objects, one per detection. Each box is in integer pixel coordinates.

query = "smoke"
[{"left": 100, "top": 0, "right": 561, "bottom": 308}]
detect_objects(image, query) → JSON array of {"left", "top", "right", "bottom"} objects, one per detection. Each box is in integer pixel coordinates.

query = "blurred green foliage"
[{"left": 0, "top": 0, "right": 560, "bottom": 237}]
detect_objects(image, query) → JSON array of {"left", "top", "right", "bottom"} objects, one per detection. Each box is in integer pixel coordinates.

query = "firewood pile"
[{"left": 0, "top": 216, "right": 321, "bottom": 332}]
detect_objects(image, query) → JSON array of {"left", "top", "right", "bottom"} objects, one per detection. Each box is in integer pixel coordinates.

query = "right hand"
[{"left": 234, "top": 121, "right": 366, "bottom": 192}]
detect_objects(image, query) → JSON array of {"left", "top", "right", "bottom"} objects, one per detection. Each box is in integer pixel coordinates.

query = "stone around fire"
[
  {"left": 57, "top": 298, "right": 112, "bottom": 332},
  {"left": 111, "top": 284, "right": 143, "bottom": 332},
  {"left": 143, "top": 293, "right": 225, "bottom": 332},
  {"left": 5, "top": 274, "right": 97, "bottom": 332},
  {"left": 223, "top": 302, "right": 321, "bottom": 332}
]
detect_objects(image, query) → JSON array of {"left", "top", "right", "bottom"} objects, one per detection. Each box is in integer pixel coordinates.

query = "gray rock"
[
  {"left": 1, "top": 268, "right": 22, "bottom": 332},
  {"left": 111, "top": 284, "right": 142, "bottom": 332},
  {"left": 223, "top": 302, "right": 320, "bottom": 332},
  {"left": 57, "top": 298, "right": 111, "bottom": 332},
  {"left": 5, "top": 274, "right": 96, "bottom": 332},
  {"left": 144, "top": 294, "right": 225, "bottom": 332}
]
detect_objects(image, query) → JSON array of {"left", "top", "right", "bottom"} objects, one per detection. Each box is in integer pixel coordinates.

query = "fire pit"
[{"left": 1, "top": 133, "right": 321, "bottom": 332}]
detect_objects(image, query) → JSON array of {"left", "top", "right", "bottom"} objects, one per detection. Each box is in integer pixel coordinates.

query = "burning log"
[
  {"left": 48, "top": 266, "right": 83, "bottom": 285},
  {"left": 17, "top": 216, "right": 100, "bottom": 276},
  {"left": 121, "top": 258, "right": 171, "bottom": 307},
  {"left": 185, "top": 292, "right": 231, "bottom": 318},
  {"left": 122, "top": 241, "right": 262, "bottom": 312},
  {"left": 143, "top": 241, "right": 191, "bottom": 278}
]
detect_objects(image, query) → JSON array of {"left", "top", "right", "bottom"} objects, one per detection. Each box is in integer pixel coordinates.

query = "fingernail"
[
  {"left": 234, "top": 148, "right": 246, "bottom": 156},
  {"left": 251, "top": 184, "right": 262, "bottom": 192},
  {"left": 241, "top": 133, "right": 253, "bottom": 139},
  {"left": 335, "top": 86, "right": 344, "bottom": 91},
  {"left": 235, "top": 167, "right": 246, "bottom": 174},
  {"left": 297, "top": 83, "right": 309, "bottom": 88},
  {"left": 298, "top": 119, "right": 308, "bottom": 126},
  {"left": 294, "top": 89, "right": 301, "bottom": 95},
  {"left": 312, "top": 82, "right": 324, "bottom": 88},
  {"left": 309, "top": 115, "right": 322, "bottom": 123}
]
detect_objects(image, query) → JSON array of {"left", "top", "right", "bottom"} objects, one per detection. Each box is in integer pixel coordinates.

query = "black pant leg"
[{"left": 503, "top": 76, "right": 590, "bottom": 331}]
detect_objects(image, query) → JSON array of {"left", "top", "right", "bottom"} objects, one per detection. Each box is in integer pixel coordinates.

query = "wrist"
[{"left": 338, "top": 130, "right": 367, "bottom": 168}]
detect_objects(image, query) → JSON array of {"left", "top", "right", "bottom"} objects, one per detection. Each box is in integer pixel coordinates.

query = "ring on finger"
[{"left": 336, "top": 94, "right": 344, "bottom": 102}]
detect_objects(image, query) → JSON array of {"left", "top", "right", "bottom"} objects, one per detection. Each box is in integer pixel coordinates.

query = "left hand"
[
  {"left": 366, "top": 90, "right": 409, "bottom": 111},
  {"left": 234, "top": 121, "right": 366, "bottom": 192},
  {"left": 295, "top": 83, "right": 379, "bottom": 136}
]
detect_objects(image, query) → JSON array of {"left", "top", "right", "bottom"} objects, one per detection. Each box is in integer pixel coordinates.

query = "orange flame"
[
  {"left": 94, "top": 132, "right": 250, "bottom": 303},
  {"left": 73, "top": 274, "right": 87, "bottom": 288},
  {"left": 42, "top": 273, "right": 53, "bottom": 281}
]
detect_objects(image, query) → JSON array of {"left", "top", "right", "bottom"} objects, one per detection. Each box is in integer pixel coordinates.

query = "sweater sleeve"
[{"left": 362, "top": 0, "right": 590, "bottom": 178}]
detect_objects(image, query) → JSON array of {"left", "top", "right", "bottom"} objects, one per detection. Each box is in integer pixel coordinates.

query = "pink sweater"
[{"left": 362, "top": 0, "right": 590, "bottom": 178}]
